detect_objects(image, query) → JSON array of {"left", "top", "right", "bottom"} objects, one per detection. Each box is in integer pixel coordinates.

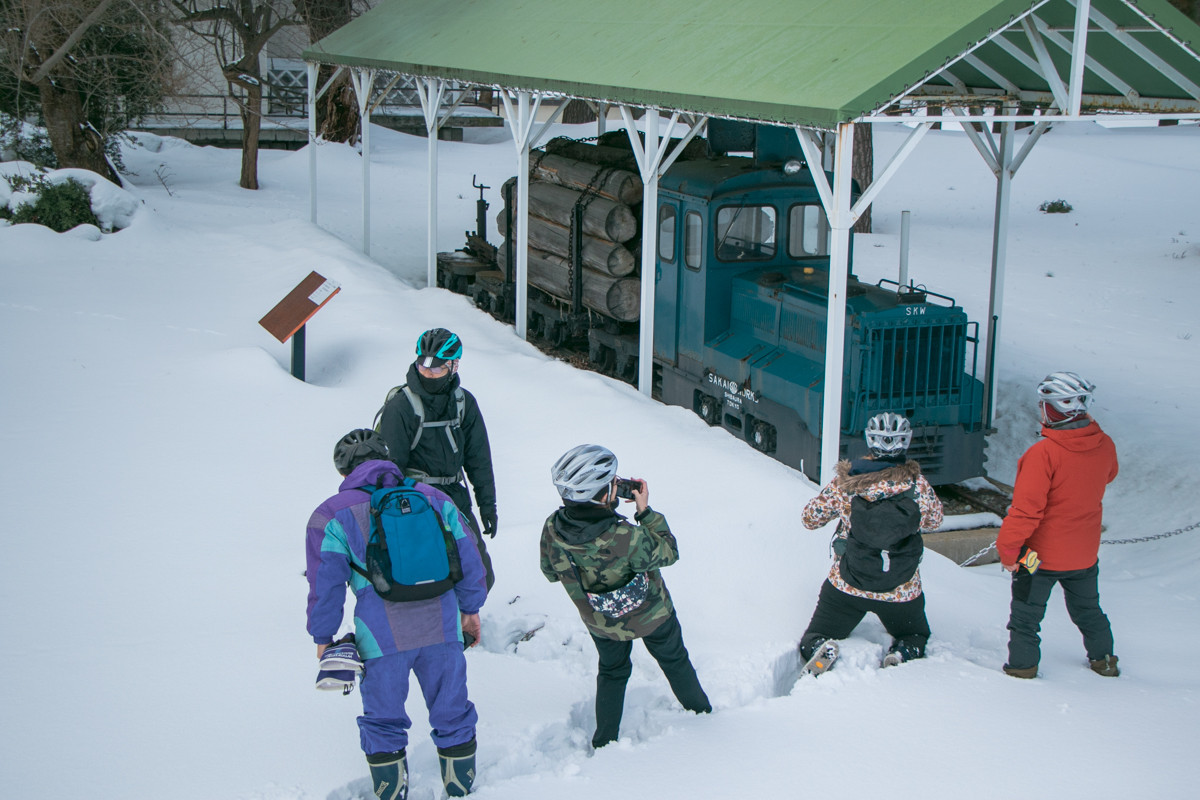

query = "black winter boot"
[
  {"left": 438, "top": 738, "right": 477, "bottom": 797},
  {"left": 366, "top": 749, "right": 407, "bottom": 800}
]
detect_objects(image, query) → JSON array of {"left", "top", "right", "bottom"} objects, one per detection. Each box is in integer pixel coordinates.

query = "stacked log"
[
  {"left": 497, "top": 246, "right": 640, "bottom": 322},
  {"left": 495, "top": 212, "right": 636, "bottom": 277},
  {"left": 524, "top": 181, "right": 638, "bottom": 243},
  {"left": 544, "top": 138, "right": 641, "bottom": 172},
  {"left": 499, "top": 138, "right": 662, "bottom": 324},
  {"left": 530, "top": 152, "right": 642, "bottom": 205}
]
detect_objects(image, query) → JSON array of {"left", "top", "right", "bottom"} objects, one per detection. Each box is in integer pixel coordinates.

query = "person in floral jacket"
[{"left": 797, "top": 413, "right": 944, "bottom": 673}]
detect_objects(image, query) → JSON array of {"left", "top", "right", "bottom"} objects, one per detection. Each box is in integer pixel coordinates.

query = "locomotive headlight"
[{"left": 783, "top": 159, "right": 803, "bottom": 176}]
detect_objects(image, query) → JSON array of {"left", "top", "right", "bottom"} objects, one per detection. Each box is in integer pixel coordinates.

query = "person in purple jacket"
[{"left": 306, "top": 429, "right": 489, "bottom": 799}]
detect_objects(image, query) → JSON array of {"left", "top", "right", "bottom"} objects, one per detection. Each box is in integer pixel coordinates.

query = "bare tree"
[
  {"left": 172, "top": 1, "right": 298, "bottom": 189},
  {"left": 852, "top": 122, "right": 872, "bottom": 234},
  {"left": 293, "top": 0, "right": 362, "bottom": 142},
  {"left": 0, "top": 0, "right": 175, "bottom": 181},
  {"left": 1168, "top": 0, "right": 1200, "bottom": 23}
]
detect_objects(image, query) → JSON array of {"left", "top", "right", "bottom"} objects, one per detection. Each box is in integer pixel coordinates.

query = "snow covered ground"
[{"left": 2, "top": 118, "right": 1198, "bottom": 800}]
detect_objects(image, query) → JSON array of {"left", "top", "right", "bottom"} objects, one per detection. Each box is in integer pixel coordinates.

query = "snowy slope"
[{"left": 1, "top": 120, "right": 1198, "bottom": 800}]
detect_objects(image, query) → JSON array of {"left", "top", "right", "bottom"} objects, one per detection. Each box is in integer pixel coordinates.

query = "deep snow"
[{"left": 1, "top": 118, "right": 1198, "bottom": 800}]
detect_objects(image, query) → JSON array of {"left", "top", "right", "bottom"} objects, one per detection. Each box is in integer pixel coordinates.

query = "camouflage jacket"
[{"left": 540, "top": 503, "right": 677, "bottom": 641}]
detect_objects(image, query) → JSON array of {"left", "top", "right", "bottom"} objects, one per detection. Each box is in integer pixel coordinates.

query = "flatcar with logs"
[{"left": 438, "top": 121, "right": 988, "bottom": 485}]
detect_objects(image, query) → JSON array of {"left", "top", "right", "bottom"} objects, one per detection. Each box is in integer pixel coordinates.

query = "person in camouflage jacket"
[{"left": 541, "top": 444, "right": 711, "bottom": 748}]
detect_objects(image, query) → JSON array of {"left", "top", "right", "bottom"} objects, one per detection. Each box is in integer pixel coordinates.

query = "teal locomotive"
[{"left": 443, "top": 122, "right": 988, "bottom": 485}]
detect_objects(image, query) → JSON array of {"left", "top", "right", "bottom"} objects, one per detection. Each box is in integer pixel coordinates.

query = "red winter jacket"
[{"left": 996, "top": 419, "right": 1118, "bottom": 571}]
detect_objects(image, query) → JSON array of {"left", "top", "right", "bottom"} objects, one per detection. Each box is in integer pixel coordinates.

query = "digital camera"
[{"left": 615, "top": 479, "right": 639, "bottom": 500}]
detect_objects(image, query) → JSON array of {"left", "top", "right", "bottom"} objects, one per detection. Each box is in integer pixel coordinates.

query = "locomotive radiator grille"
[
  {"left": 907, "top": 426, "right": 946, "bottom": 474},
  {"left": 866, "top": 322, "right": 966, "bottom": 411}
]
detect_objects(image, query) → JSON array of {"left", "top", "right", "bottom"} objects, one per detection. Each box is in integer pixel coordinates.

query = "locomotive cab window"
[
  {"left": 787, "top": 204, "right": 828, "bottom": 257},
  {"left": 716, "top": 204, "right": 776, "bottom": 261},
  {"left": 684, "top": 211, "right": 703, "bottom": 271},
  {"left": 658, "top": 205, "right": 677, "bottom": 262}
]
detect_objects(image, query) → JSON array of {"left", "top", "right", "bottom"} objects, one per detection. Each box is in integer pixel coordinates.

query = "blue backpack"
[{"left": 350, "top": 479, "right": 464, "bottom": 602}]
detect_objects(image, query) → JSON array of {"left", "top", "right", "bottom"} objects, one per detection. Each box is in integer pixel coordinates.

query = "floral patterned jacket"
[{"left": 802, "top": 458, "right": 944, "bottom": 602}]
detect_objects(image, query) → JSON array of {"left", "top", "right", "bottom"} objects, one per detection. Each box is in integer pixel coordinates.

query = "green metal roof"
[{"left": 303, "top": 0, "right": 1200, "bottom": 128}]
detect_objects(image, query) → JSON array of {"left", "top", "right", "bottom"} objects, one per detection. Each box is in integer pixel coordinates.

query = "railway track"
[{"left": 935, "top": 481, "right": 1012, "bottom": 519}]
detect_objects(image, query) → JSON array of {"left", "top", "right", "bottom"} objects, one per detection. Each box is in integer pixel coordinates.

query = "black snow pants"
[
  {"left": 799, "top": 580, "right": 931, "bottom": 662},
  {"left": 589, "top": 611, "right": 711, "bottom": 749},
  {"left": 1006, "top": 561, "right": 1114, "bottom": 670},
  {"left": 440, "top": 481, "right": 494, "bottom": 591}
]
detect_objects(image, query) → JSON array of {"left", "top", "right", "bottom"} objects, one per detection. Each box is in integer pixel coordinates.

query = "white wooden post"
[
  {"left": 985, "top": 119, "right": 1015, "bottom": 427},
  {"left": 498, "top": 90, "right": 541, "bottom": 339},
  {"left": 619, "top": 108, "right": 706, "bottom": 395},
  {"left": 307, "top": 62, "right": 318, "bottom": 225},
  {"left": 1068, "top": 0, "right": 1094, "bottom": 116},
  {"left": 634, "top": 109, "right": 661, "bottom": 395},
  {"left": 419, "top": 78, "right": 447, "bottom": 288},
  {"left": 818, "top": 122, "right": 856, "bottom": 484},
  {"left": 350, "top": 68, "right": 376, "bottom": 256}
]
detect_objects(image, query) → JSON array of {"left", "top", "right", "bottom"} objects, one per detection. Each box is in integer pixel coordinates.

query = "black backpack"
[
  {"left": 349, "top": 479, "right": 464, "bottom": 602},
  {"left": 838, "top": 488, "right": 923, "bottom": 593}
]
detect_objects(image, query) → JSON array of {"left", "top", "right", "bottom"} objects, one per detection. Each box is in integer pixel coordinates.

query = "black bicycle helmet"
[
  {"left": 415, "top": 328, "right": 463, "bottom": 368},
  {"left": 333, "top": 428, "right": 389, "bottom": 475}
]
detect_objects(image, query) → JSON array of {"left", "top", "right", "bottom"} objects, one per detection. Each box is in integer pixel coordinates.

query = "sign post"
[{"left": 259, "top": 271, "right": 341, "bottom": 381}]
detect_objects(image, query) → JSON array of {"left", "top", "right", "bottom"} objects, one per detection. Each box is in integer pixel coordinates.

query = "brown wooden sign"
[{"left": 259, "top": 271, "right": 341, "bottom": 343}]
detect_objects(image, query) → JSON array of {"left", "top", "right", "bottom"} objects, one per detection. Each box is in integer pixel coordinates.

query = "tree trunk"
[
  {"left": 238, "top": 83, "right": 263, "bottom": 190},
  {"left": 852, "top": 122, "right": 873, "bottom": 234},
  {"left": 561, "top": 99, "right": 596, "bottom": 124},
  {"left": 295, "top": 0, "right": 359, "bottom": 142},
  {"left": 38, "top": 78, "right": 119, "bottom": 183},
  {"left": 316, "top": 68, "right": 360, "bottom": 143}
]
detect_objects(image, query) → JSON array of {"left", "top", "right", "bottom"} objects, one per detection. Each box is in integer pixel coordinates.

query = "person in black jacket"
[{"left": 379, "top": 328, "right": 498, "bottom": 551}]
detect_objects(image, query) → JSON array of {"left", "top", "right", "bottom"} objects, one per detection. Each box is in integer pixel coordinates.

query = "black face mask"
[{"left": 416, "top": 369, "right": 454, "bottom": 395}]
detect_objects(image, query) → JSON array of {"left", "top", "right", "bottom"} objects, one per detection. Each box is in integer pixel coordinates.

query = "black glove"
[{"left": 480, "top": 506, "right": 498, "bottom": 538}]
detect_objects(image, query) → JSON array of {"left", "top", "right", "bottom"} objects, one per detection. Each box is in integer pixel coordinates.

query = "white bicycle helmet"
[
  {"left": 1037, "top": 371, "right": 1094, "bottom": 424},
  {"left": 551, "top": 444, "right": 618, "bottom": 503},
  {"left": 865, "top": 412, "right": 913, "bottom": 456}
]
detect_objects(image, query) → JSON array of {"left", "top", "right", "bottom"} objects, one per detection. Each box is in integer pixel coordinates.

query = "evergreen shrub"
[{"left": 10, "top": 178, "right": 100, "bottom": 232}]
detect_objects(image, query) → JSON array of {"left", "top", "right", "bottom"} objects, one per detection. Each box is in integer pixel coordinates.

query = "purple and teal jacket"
[{"left": 305, "top": 459, "right": 488, "bottom": 658}]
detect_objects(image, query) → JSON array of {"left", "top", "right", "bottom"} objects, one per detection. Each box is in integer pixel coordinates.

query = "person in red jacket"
[{"left": 996, "top": 372, "right": 1120, "bottom": 679}]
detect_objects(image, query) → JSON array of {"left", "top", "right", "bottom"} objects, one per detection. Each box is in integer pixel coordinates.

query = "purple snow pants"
[{"left": 357, "top": 643, "right": 477, "bottom": 755}]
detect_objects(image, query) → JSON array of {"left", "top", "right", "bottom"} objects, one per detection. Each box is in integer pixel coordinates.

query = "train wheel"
[
  {"left": 619, "top": 357, "right": 637, "bottom": 383},
  {"left": 750, "top": 420, "right": 777, "bottom": 453},
  {"left": 696, "top": 394, "right": 720, "bottom": 426},
  {"left": 597, "top": 346, "right": 616, "bottom": 375}
]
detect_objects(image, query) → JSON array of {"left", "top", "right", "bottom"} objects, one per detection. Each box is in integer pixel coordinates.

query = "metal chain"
[
  {"left": 1100, "top": 520, "right": 1200, "bottom": 545},
  {"left": 958, "top": 542, "right": 996, "bottom": 567},
  {"left": 955, "top": 520, "right": 1200, "bottom": 566}
]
